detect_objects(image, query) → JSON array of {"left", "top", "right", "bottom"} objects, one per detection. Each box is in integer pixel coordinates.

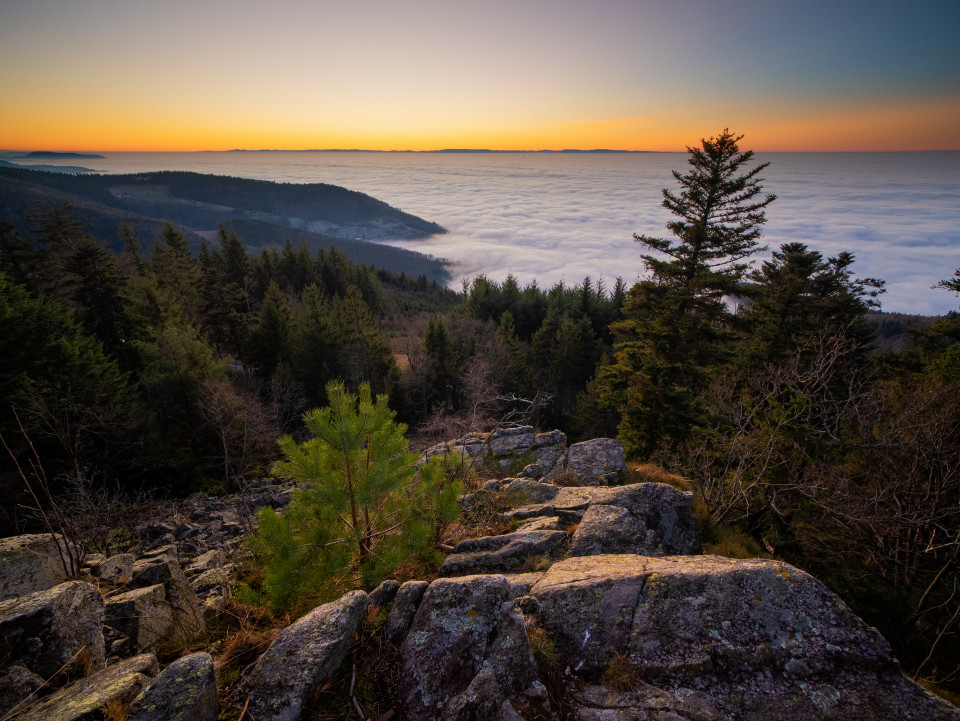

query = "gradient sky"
[{"left": 2, "top": 0, "right": 958, "bottom": 151}]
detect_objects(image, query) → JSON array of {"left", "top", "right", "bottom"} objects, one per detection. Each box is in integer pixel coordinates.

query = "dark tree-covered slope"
[{"left": 0, "top": 167, "right": 449, "bottom": 281}]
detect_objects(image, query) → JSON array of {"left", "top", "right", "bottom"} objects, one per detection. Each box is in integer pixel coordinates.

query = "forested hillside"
[{"left": 0, "top": 166, "right": 449, "bottom": 280}]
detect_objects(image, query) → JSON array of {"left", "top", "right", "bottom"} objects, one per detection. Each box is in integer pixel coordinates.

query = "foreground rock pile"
[
  {"left": 0, "top": 480, "right": 289, "bottom": 719},
  {"left": 1, "top": 431, "right": 958, "bottom": 720}
]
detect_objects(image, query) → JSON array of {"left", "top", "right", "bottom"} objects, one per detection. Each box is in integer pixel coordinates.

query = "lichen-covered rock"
[
  {"left": 568, "top": 490, "right": 700, "bottom": 557},
  {"left": 481, "top": 601, "right": 541, "bottom": 697},
  {"left": 503, "top": 572, "right": 545, "bottom": 599},
  {"left": 629, "top": 556, "right": 896, "bottom": 681},
  {"left": 563, "top": 438, "right": 628, "bottom": 485},
  {"left": 0, "top": 534, "right": 70, "bottom": 601},
  {"left": 440, "top": 530, "right": 567, "bottom": 576},
  {"left": 401, "top": 575, "right": 510, "bottom": 720},
  {"left": 516, "top": 515, "right": 564, "bottom": 532},
  {"left": 190, "top": 565, "right": 233, "bottom": 596},
  {"left": 568, "top": 504, "right": 647, "bottom": 556},
  {"left": 529, "top": 554, "right": 960, "bottom": 720},
  {"left": 15, "top": 653, "right": 158, "bottom": 721},
  {"left": 518, "top": 463, "right": 543, "bottom": 479},
  {"left": 0, "top": 581, "right": 105, "bottom": 679},
  {"left": 105, "top": 584, "right": 173, "bottom": 651},
  {"left": 90, "top": 553, "right": 134, "bottom": 582},
  {"left": 386, "top": 580, "right": 429, "bottom": 645},
  {"left": 127, "top": 652, "right": 218, "bottom": 721},
  {"left": 532, "top": 555, "right": 649, "bottom": 673},
  {"left": 441, "top": 667, "right": 532, "bottom": 721},
  {"left": 368, "top": 578, "right": 401, "bottom": 608},
  {"left": 534, "top": 430, "right": 566, "bottom": 448},
  {"left": 243, "top": 590, "right": 368, "bottom": 721},
  {"left": 487, "top": 426, "right": 536, "bottom": 456},
  {"left": 424, "top": 427, "right": 569, "bottom": 476}
]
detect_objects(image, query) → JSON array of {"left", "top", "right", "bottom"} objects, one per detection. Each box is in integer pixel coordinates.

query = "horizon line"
[{"left": 4, "top": 147, "right": 959, "bottom": 155}]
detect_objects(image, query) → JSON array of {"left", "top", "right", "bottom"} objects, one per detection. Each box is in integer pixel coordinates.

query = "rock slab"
[
  {"left": 530, "top": 554, "right": 960, "bottom": 720},
  {"left": 243, "top": 590, "right": 369, "bottom": 721},
  {"left": 0, "top": 534, "right": 70, "bottom": 601},
  {"left": 440, "top": 530, "right": 568, "bottom": 577},
  {"left": 400, "top": 574, "right": 510, "bottom": 720},
  {"left": 105, "top": 584, "right": 174, "bottom": 651},
  {"left": 128, "top": 652, "right": 218, "bottom": 721},
  {"left": 563, "top": 438, "right": 629, "bottom": 485},
  {"left": 15, "top": 653, "right": 158, "bottom": 721},
  {"left": 0, "top": 580, "right": 105, "bottom": 679}
]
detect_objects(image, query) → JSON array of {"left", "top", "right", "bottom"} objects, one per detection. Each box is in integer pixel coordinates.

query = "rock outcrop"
[
  {"left": 425, "top": 426, "right": 631, "bottom": 485},
  {"left": 129, "top": 547, "right": 205, "bottom": 642},
  {"left": 105, "top": 585, "right": 174, "bottom": 651},
  {"left": 0, "top": 433, "right": 957, "bottom": 720}
]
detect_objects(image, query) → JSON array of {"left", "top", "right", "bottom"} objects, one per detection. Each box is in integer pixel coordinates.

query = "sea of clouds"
[{"left": 29, "top": 150, "right": 960, "bottom": 315}]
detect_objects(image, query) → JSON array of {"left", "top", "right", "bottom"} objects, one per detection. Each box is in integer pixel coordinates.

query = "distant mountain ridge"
[
  {"left": 215, "top": 148, "right": 658, "bottom": 153},
  {"left": 15, "top": 151, "right": 105, "bottom": 159},
  {"left": 0, "top": 166, "right": 450, "bottom": 281}
]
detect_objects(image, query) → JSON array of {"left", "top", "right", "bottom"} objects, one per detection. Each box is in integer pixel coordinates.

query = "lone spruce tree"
[{"left": 600, "top": 130, "right": 775, "bottom": 454}]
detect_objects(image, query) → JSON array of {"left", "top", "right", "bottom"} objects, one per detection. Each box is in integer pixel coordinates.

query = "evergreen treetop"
[{"left": 635, "top": 128, "right": 776, "bottom": 298}]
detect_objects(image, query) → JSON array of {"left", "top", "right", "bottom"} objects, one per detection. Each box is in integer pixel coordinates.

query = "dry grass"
[
  {"left": 524, "top": 617, "right": 576, "bottom": 720},
  {"left": 628, "top": 463, "right": 692, "bottom": 491},
  {"left": 525, "top": 618, "right": 562, "bottom": 674},
  {"left": 702, "top": 524, "right": 769, "bottom": 560},
  {"left": 100, "top": 698, "right": 130, "bottom": 721},
  {"left": 603, "top": 652, "right": 643, "bottom": 692},
  {"left": 526, "top": 554, "right": 554, "bottom": 572},
  {"left": 209, "top": 598, "right": 286, "bottom": 713},
  {"left": 918, "top": 678, "right": 960, "bottom": 708},
  {"left": 446, "top": 487, "right": 529, "bottom": 544}
]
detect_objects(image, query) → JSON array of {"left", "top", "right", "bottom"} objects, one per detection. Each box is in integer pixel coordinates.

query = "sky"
[{"left": 1, "top": 0, "right": 959, "bottom": 151}]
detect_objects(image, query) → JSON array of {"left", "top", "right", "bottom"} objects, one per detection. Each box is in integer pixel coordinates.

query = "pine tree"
[
  {"left": 601, "top": 130, "right": 776, "bottom": 454},
  {"left": 289, "top": 283, "right": 339, "bottom": 407},
  {"left": 742, "top": 243, "right": 883, "bottom": 367},
  {"left": 938, "top": 267, "right": 960, "bottom": 297},
  {"left": 64, "top": 236, "right": 128, "bottom": 354},
  {"left": 0, "top": 272, "right": 141, "bottom": 476},
  {"left": 423, "top": 313, "right": 456, "bottom": 404},
  {"left": 216, "top": 224, "right": 249, "bottom": 292},
  {"left": 198, "top": 244, "right": 248, "bottom": 362},
  {"left": 151, "top": 222, "right": 202, "bottom": 323},
  {"left": 635, "top": 128, "right": 776, "bottom": 304},
  {"left": 331, "top": 286, "right": 396, "bottom": 394},
  {"left": 251, "top": 382, "right": 461, "bottom": 610},
  {"left": 249, "top": 280, "right": 292, "bottom": 378}
]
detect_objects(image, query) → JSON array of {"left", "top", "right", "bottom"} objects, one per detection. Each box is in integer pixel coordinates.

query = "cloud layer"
[{"left": 52, "top": 150, "right": 960, "bottom": 315}]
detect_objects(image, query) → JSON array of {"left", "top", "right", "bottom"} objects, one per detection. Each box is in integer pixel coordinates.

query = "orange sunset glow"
[{"left": 2, "top": 0, "right": 958, "bottom": 152}]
